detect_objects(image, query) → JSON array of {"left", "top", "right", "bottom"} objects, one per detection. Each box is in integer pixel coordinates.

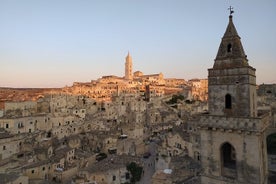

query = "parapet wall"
[{"left": 198, "top": 113, "right": 270, "bottom": 133}]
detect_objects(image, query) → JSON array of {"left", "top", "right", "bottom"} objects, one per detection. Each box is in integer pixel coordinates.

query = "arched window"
[
  {"left": 221, "top": 142, "right": 237, "bottom": 178},
  {"left": 221, "top": 143, "right": 236, "bottom": 168},
  {"left": 225, "top": 94, "right": 232, "bottom": 109},
  {"left": 227, "top": 43, "right": 232, "bottom": 52}
]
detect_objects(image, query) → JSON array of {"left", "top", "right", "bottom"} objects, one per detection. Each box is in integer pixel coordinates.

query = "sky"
[{"left": 0, "top": 0, "right": 275, "bottom": 88}]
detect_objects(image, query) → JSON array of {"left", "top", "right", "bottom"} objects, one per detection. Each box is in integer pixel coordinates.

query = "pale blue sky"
[{"left": 0, "top": 0, "right": 275, "bottom": 87}]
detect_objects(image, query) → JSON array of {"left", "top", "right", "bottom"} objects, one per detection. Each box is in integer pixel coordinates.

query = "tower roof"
[
  {"left": 223, "top": 15, "right": 239, "bottom": 38},
  {"left": 213, "top": 15, "right": 248, "bottom": 69},
  {"left": 126, "top": 51, "right": 132, "bottom": 61}
]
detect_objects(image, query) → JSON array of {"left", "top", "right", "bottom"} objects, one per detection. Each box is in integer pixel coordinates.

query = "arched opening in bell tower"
[
  {"left": 225, "top": 94, "right": 232, "bottom": 109},
  {"left": 221, "top": 142, "right": 237, "bottom": 178},
  {"left": 227, "top": 43, "right": 232, "bottom": 53},
  {"left": 267, "top": 133, "right": 276, "bottom": 183}
]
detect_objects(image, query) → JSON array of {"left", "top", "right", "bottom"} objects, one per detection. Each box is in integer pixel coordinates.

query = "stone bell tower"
[
  {"left": 125, "top": 52, "right": 133, "bottom": 80},
  {"left": 198, "top": 8, "right": 269, "bottom": 184},
  {"left": 208, "top": 10, "right": 257, "bottom": 118}
]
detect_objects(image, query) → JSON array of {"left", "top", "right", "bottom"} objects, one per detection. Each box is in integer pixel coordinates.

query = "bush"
[
  {"left": 126, "top": 162, "right": 143, "bottom": 183},
  {"left": 166, "top": 94, "right": 184, "bottom": 104}
]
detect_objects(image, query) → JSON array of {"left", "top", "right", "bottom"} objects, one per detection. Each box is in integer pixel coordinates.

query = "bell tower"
[
  {"left": 198, "top": 8, "right": 269, "bottom": 184},
  {"left": 125, "top": 52, "right": 133, "bottom": 80},
  {"left": 208, "top": 10, "right": 257, "bottom": 118}
]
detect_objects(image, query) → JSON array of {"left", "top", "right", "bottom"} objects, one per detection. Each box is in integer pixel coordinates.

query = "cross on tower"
[{"left": 228, "top": 6, "right": 234, "bottom": 15}]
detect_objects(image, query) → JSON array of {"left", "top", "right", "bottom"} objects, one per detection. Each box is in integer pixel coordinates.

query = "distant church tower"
[
  {"left": 198, "top": 8, "right": 269, "bottom": 184},
  {"left": 125, "top": 52, "right": 133, "bottom": 80}
]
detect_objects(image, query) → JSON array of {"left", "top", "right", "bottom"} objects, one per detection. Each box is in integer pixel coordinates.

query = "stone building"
[
  {"left": 188, "top": 79, "right": 208, "bottom": 101},
  {"left": 198, "top": 12, "right": 269, "bottom": 183},
  {"left": 4, "top": 101, "right": 37, "bottom": 117},
  {"left": 22, "top": 160, "right": 50, "bottom": 180},
  {"left": 0, "top": 173, "right": 28, "bottom": 184},
  {"left": 139, "top": 73, "right": 165, "bottom": 85},
  {"left": 77, "top": 155, "right": 141, "bottom": 184},
  {"left": 165, "top": 130, "right": 193, "bottom": 157},
  {"left": 0, "top": 116, "right": 41, "bottom": 134},
  {"left": 0, "top": 130, "right": 26, "bottom": 161}
]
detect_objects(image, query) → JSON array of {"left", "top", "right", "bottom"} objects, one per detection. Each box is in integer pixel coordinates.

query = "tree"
[
  {"left": 166, "top": 94, "right": 185, "bottom": 104},
  {"left": 126, "top": 162, "right": 143, "bottom": 183}
]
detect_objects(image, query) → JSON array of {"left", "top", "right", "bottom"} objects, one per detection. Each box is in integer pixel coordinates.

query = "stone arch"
[
  {"left": 266, "top": 132, "right": 276, "bottom": 183},
  {"left": 220, "top": 142, "right": 237, "bottom": 178},
  {"left": 267, "top": 132, "right": 276, "bottom": 156},
  {"left": 225, "top": 94, "right": 232, "bottom": 109}
]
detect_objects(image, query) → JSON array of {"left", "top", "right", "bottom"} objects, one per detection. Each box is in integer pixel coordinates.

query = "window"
[
  {"left": 225, "top": 94, "right": 232, "bottom": 109},
  {"left": 5, "top": 124, "right": 9, "bottom": 128},
  {"left": 253, "top": 93, "right": 255, "bottom": 114},
  {"left": 47, "top": 131, "right": 52, "bottom": 138},
  {"left": 42, "top": 167, "right": 45, "bottom": 171},
  {"left": 194, "top": 151, "right": 200, "bottom": 161},
  {"left": 3, "top": 145, "right": 6, "bottom": 150},
  {"left": 227, "top": 43, "right": 232, "bottom": 52},
  {"left": 126, "top": 172, "right": 130, "bottom": 179},
  {"left": 29, "top": 129, "right": 32, "bottom": 133},
  {"left": 32, "top": 170, "right": 35, "bottom": 174},
  {"left": 113, "top": 176, "right": 116, "bottom": 181}
]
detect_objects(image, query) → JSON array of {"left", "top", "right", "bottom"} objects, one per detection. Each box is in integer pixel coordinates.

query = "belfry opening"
[{"left": 227, "top": 43, "right": 232, "bottom": 53}]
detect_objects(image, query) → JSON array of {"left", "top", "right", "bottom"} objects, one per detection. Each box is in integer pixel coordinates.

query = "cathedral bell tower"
[
  {"left": 125, "top": 52, "right": 133, "bottom": 80},
  {"left": 198, "top": 8, "right": 269, "bottom": 184}
]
